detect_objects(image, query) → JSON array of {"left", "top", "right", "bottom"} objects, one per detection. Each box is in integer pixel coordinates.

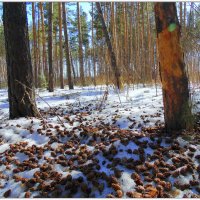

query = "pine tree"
[
  {"left": 154, "top": 2, "right": 192, "bottom": 131},
  {"left": 58, "top": 2, "right": 64, "bottom": 89},
  {"left": 62, "top": 3, "right": 73, "bottom": 89},
  {"left": 48, "top": 2, "right": 54, "bottom": 92},
  {"left": 77, "top": 2, "right": 85, "bottom": 86},
  {"left": 96, "top": 2, "right": 122, "bottom": 90},
  {"left": 3, "top": 2, "right": 39, "bottom": 118}
]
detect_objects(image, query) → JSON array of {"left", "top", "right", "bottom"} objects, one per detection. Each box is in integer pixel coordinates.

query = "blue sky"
[
  {"left": 80, "top": 2, "right": 91, "bottom": 14},
  {"left": 27, "top": 2, "right": 91, "bottom": 25}
]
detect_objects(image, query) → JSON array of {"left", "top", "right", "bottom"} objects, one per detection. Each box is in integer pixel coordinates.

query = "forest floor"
[{"left": 0, "top": 84, "right": 200, "bottom": 198}]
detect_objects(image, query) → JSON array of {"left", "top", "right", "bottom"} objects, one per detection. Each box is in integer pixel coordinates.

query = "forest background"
[{"left": 0, "top": 2, "right": 199, "bottom": 90}]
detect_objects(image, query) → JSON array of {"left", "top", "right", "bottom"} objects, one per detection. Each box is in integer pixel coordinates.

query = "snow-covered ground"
[{"left": 0, "top": 84, "right": 200, "bottom": 198}]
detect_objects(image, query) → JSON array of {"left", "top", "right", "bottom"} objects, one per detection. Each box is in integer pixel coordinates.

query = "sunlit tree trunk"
[
  {"left": 129, "top": 3, "right": 135, "bottom": 84},
  {"left": 69, "top": 48, "right": 76, "bottom": 84},
  {"left": 48, "top": 2, "right": 54, "bottom": 92},
  {"left": 183, "top": 2, "right": 187, "bottom": 42},
  {"left": 155, "top": 2, "right": 192, "bottom": 132},
  {"left": 54, "top": 30, "right": 58, "bottom": 86},
  {"left": 135, "top": 3, "right": 140, "bottom": 84},
  {"left": 32, "top": 3, "right": 38, "bottom": 88},
  {"left": 37, "top": 4, "right": 41, "bottom": 88},
  {"left": 96, "top": 2, "right": 122, "bottom": 90},
  {"left": 77, "top": 2, "right": 85, "bottom": 86},
  {"left": 141, "top": 3, "right": 145, "bottom": 86},
  {"left": 39, "top": 2, "right": 48, "bottom": 84},
  {"left": 122, "top": 3, "right": 130, "bottom": 85},
  {"left": 179, "top": 2, "right": 182, "bottom": 27},
  {"left": 91, "top": 3, "right": 96, "bottom": 86},
  {"left": 88, "top": 49, "right": 92, "bottom": 80},
  {"left": 58, "top": 3, "right": 64, "bottom": 89},
  {"left": 62, "top": 2, "right": 73, "bottom": 89},
  {"left": 146, "top": 3, "right": 152, "bottom": 82},
  {"left": 183, "top": 2, "right": 186, "bottom": 33},
  {"left": 112, "top": 3, "right": 119, "bottom": 69}
]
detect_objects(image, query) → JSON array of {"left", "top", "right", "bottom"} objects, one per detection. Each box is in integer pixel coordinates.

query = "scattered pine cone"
[
  {"left": 144, "top": 176, "right": 153, "bottom": 182},
  {"left": 131, "top": 172, "right": 140, "bottom": 181},
  {"left": 126, "top": 191, "right": 142, "bottom": 198},
  {"left": 116, "top": 190, "right": 123, "bottom": 198},
  {"left": 3, "top": 190, "right": 11, "bottom": 198},
  {"left": 190, "top": 180, "right": 199, "bottom": 186},
  {"left": 111, "top": 183, "right": 121, "bottom": 191},
  {"left": 135, "top": 185, "right": 145, "bottom": 193},
  {"left": 24, "top": 191, "right": 31, "bottom": 198},
  {"left": 135, "top": 165, "right": 147, "bottom": 173},
  {"left": 156, "top": 173, "right": 165, "bottom": 179},
  {"left": 114, "top": 169, "right": 122, "bottom": 178},
  {"left": 189, "top": 146, "right": 196, "bottom": 152},
  {"left": 106, "top": 194, "right": 115, "bottom": 198},
  {"left": 164, "top": 182, "right": 172, "bottom": 191},
  {"left": 143, "top": 186, "right": 158, "bottom": 198},
  {"left": 111, "top": 176, "right": 119, "bottom": 184},
  {"left": 172, "top": 170, "right": 180, "bottom": 178}
]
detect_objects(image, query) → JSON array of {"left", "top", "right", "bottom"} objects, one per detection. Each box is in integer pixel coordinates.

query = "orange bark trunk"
[{"left": 154, "top": 3, "right": 192, "bottom": 132}]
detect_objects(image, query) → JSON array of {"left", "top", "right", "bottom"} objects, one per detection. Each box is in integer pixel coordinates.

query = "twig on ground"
[
  {"left": 97, "top": 89, "right": 108, "bottom": 111},
  {"left": 15, "top": 80, "right": 66, "bottom": 128}
]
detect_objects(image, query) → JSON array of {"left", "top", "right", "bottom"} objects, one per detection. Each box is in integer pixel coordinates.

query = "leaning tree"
[
  {"left": 154, "top": 3, "right": 192, "bottom": 132},
  {"left": 96, "top": 2, "right": 123, "bottom": 91},
  {"left": 3, "top": 3, "right": 39, "bottom": 119}
]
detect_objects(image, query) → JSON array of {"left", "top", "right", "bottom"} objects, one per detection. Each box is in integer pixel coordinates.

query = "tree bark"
[
  {"left": 154, "top": 3, "right": 192, "bottom": 132},
  {"left": 129, "top": 3, "right": 134, "bottom": 84},
  {"left": 54, "top": 29, "right": 58, "bottom": 85},
  {"left": 37, "top": 4, "right": 41, "bottom": 88},
  {"left": 32, "top": 3, "right": 38, "bottom": 88},
  {"left": 62, "top": 3, "right": 73, "bottom": 90},
  {"left": 141, "top": 3, "right": 146, "bottom": 86},
  {"left": 48, "top": 2, "right": 54, "bottom": 92},
  {"left": 39, "top": 2, "right": 48, "bottom": 83},
  {"left": 58, "top": 3, "right": 64, "bottom": 89},
  {"left": 70, "top": 49, "right": 76, "bottom": 84},
  {"left": 96, "top": 2, "right": 122, "bottom": 90},
  {"left": 146, "top": 3, "right": 152, "bottom": 83},
  {"left": 180, "top": 2, "right": 182, "bottom": 27},
  {"left": 91, "top": 3, "right": 96, "bottom": 86},
  {"left": 3, "top": 2, "right": 39, "bottom": 119},
  {"left": 77, "top": 2, "right": 85, "bottom": 86}
]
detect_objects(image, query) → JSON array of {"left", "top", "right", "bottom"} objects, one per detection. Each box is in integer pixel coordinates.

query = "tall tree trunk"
[
  {"left": 39, "top": 2, "right": 48, "bottom": 84},
  {"left": 48, "top": 2, "right": 54, "bottom": 92},
  {"left": 141, "top": 3, "right": 145, "bottom": 86},
  {"left": 88, "top": 49, "right": 92, "bottom": 80},
  {"left": 70, "top": 49, "right": 76, "bottom": 84},
  {"left": 96, "top": 2, "right": 122, "bottom": 90},
  {"left": 111, "top": 2, "right": 119, "bottom": 75},
  {"left": 3, "top": 3, "right": 39, "bottom": 119},
  {"left": 146, "top": 3, "right": 152, "bottom": 82},
  {"left": 135, "top": 3, "right": 141, "bottom": 84},
  {"left": 180, "top": 2, "right": 182, "bottom": 27},
  {"left": 77, "top": 2, "right": 85, "bottom": 86},
  {"left": 154, "top": 3, "right": 192, "bottom": 132},
  {"left": 129, "top": 2, "right": 134, "bottom": 84},
  {"left": 54, "top": 30, "right": 59, "bottom": 86},
  {"left": 37, "top": 4, "right": 41, "bottom": 88},
  {"left": 183, "top": 2, "right": 186, "bottom": 36},
  {"left": 58, "top": 3, "right": 64, "bottom": 89},
  {"left": 123, "top": 3, "right": 130, "bottom": 85},
  {"left": 32, "top": 3, "right": 38, "bottom": 88},
  {"left": 91, "top": 3, "right": 96, "bottom": 86},
  {"left": 62, "top": 3, "right": 73, "bottom": 90}
]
